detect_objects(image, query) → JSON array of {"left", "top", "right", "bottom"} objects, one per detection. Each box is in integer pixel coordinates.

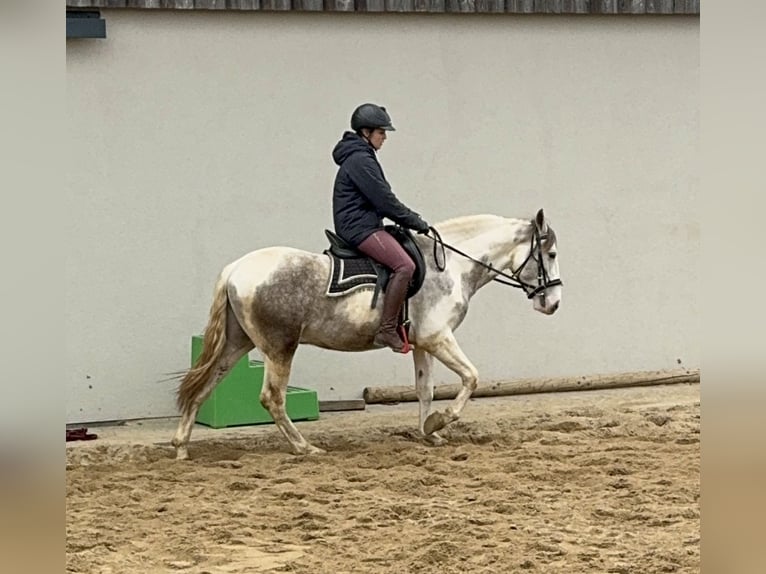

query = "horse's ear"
[{"left": 535, "top": 208, "right": 547, "bottom": 231}]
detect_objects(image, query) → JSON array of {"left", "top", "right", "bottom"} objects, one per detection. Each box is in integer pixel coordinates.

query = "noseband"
[
  {"left": 503, "top": 226, "right": 563, "bottom": 305},
  {"left": 425, "top": 224, "right": 563, "bottom": 305}
]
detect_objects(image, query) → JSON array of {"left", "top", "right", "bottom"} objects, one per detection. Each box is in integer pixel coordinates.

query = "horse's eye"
[{"left": 548, "top": 252, "right": 557, "bottom": 260}]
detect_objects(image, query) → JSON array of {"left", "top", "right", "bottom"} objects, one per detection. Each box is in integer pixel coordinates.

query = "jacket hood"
[{"left": 332, "top": 131, "right": 374, "bottom": 166}]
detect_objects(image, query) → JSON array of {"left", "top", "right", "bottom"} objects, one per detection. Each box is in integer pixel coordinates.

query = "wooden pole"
[
  {"left": 318, "top": 399, "right": 366, "bottom": 412},
  {"left": 362, "top": 368, "right": 700, "bottom": 404}
]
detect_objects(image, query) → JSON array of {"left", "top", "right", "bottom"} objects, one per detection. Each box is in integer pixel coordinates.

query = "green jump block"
[{"left": 191, "top": 335, "right": 319, "bottom": 429}]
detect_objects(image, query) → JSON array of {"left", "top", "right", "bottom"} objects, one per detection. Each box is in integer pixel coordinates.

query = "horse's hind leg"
[
  {"left": 261, "top": 352, "right": 324, "bottom": 455},
  {"left": 414, "top": 348, "right": 446, "bottom": 446},
  {"left": 422, "top": 330, "right": 479, "bottom": 436},
  {"left": 172, "top": 309, "right": 254, "bottom": 460}
]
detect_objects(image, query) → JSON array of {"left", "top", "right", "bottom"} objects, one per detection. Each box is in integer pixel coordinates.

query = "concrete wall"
[{"left": 66, "top": 11, "right": 699, "bottom": 423}]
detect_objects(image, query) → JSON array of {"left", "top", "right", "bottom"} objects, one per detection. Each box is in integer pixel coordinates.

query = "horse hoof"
[
  {"left": 424, "top": 411, "right": 452, "bottom": 435},
  {"left": 424, "top": 432, "right": 448, "bottom": 447},
  {"left": 175, "top": 447, "right": 190, "bottom": 461}
]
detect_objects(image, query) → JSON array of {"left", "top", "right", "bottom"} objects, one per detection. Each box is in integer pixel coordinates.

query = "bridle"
[{"left": 423, "top": 223, "right": 563, "bottom": 305}]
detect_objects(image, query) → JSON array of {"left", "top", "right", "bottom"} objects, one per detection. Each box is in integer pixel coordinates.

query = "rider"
[{"left": 332, "top": 103, "right": 430, "bottom": 353}]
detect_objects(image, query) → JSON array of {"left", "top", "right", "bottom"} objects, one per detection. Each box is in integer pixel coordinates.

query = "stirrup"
[
  {"left": 374, "top": 329, "right": 409, "bottom": 354},
  {"left": 397, "top": 324, "right": 411, "bottom": 354}
]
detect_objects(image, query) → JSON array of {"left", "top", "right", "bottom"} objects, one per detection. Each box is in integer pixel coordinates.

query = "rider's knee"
[{"left": 396, "top": 257, "right": 416, "bottom": 277}]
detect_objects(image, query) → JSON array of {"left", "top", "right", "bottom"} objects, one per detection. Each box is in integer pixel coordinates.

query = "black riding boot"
[{"left": 374, "top": 271, "right": 410, "bottom": 353}]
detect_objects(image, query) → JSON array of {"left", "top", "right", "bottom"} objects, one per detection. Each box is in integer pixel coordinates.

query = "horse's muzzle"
[{"left": 536, "top": 299, "right": 560, "bottom": 315}]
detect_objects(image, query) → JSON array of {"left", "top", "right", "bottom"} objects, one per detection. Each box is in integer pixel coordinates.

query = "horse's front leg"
[
  {"left": 423, "top": 330, "right": 479, "bottom": 436},
  {"left": 413, "top": 348, "right": 447, "bottom": 446}
]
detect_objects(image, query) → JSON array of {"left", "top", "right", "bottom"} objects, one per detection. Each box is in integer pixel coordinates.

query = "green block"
[{"left": 191, "top": 335, "right": 319, "bottom": 429}]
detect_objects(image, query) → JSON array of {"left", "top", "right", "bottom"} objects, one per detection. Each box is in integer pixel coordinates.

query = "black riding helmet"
[{"left": 350, "top": 103, "right": 396, "bottom": 132}]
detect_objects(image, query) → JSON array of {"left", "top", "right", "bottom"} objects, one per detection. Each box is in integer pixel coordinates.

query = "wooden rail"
[{"left": 363, "top": 368, "right": 700, "bottom": 404}]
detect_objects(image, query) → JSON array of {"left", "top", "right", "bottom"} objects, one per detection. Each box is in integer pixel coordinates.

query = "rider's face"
[{"left": 364, "top": 128, "right": 387, "bottom": 150}]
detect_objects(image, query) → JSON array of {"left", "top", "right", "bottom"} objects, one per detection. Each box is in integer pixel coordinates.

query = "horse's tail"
[{"left": 176, "top": 270, "right": 231, "bottom": 414}]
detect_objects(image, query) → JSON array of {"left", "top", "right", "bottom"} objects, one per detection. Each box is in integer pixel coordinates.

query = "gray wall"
[{"left": 66, "top": 11, "right": 699, "bottom": 423}]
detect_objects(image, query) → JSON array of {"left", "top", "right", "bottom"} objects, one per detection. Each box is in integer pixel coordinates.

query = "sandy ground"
[{"left": 66, "top": 383, "right": 700, "bottom": 574}]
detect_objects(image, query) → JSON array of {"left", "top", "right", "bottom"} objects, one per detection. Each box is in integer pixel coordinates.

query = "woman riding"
[{"left": 331, "top": 103, "right": 430, "bottom": 353}]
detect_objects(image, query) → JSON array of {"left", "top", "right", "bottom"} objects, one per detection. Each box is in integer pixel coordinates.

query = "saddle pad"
[{"left": 324, "top": 252, "right": 379, "bottom": 297}]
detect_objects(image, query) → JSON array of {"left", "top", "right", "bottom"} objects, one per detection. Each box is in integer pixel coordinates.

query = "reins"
[{"left": 422, "top": 225, "right": 562, "bottom": 301}]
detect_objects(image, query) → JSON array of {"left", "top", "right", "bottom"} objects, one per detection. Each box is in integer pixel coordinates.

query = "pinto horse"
[{"left": 172, "top": 209, "right": 562, "bottom": 459}]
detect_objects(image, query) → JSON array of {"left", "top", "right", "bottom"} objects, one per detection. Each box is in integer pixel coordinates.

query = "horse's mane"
[{"left": 433, "top": 214, "right": 529, "bottom": 242}]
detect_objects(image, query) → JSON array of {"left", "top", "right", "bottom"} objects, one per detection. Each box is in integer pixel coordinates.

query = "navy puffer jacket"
[{"left": 332, "top": 131, "right": 428, "bottom": 246}]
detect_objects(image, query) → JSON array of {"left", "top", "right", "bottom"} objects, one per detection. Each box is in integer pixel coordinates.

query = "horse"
[{"left": 172, "top": 208, "right": 562, "bottom": 460}]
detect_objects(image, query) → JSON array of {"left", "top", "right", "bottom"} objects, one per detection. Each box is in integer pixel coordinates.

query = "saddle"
[{"left": 323, "top": 226, "right": 427, "bottom": 309}]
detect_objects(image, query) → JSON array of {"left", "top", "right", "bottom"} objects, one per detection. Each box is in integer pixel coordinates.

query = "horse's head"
[{"left": 510, "top": 209, "right": 562, "bottom": 315}]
